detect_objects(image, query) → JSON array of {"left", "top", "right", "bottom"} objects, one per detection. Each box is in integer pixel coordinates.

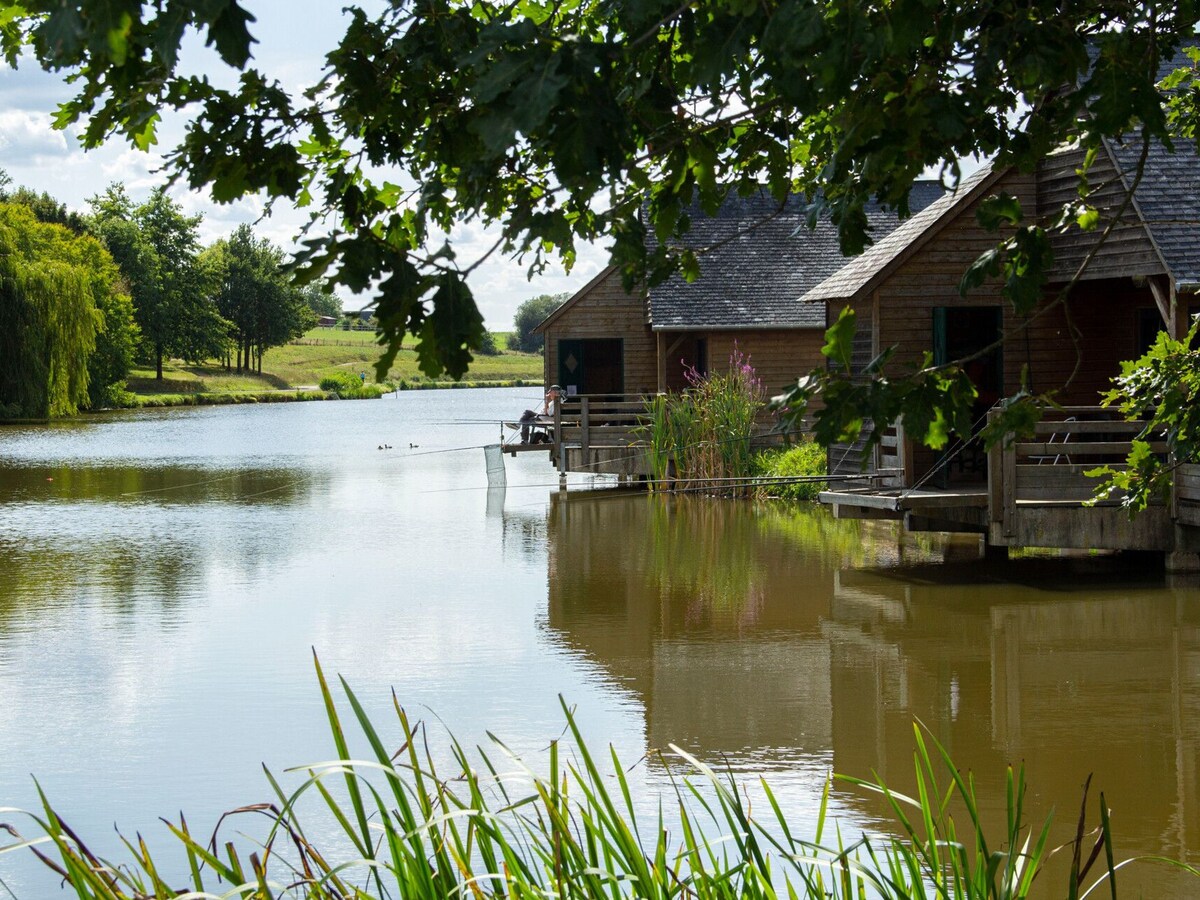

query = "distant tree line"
[{"left": 0, "top": 170, "right": 340, "bottom": 419}]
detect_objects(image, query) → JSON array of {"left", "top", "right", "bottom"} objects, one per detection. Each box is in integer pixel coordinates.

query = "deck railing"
[
  {"left": 1175, "top": 464, "right": 1200, "bottom": 526},
  {"left": 874, "top": 420, "right": 911, "bottom": 487},
  {"left": 547, "top": 393, "right": 788, "bottom": 478},
  {"left": 552, "top": 394, "right": 651, "bottom": 459},
  {"left": 985, "top": 407, "right": 1162, "bottom": 537}
]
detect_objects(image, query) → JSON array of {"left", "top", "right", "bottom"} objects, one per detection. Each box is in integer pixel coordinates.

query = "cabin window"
[
  {"left": 557, "top": 338, "right": 624, "bottom": 398},
  {"left": 1135, "top": 307, "right": 1166, "bottom": 357}
]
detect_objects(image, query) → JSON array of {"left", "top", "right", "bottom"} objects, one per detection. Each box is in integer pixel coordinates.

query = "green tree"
[
  {"left": 0, "top": 181, "right": 87, "bottom": 234},
  {"left": 510, "top": 293, "right": 569, "bottom": 354},
  {"left": 202, "top": 224, "right": 317, "bottom": 373},
  {"left": 0, "top": 176, "right": 138, "bottom": 405},
  {"left": 477, "top": 330, "right": 501, "bottom": 356},
  {"left": 0, "top": 203, "right": 100, "bottom": 418},
  {"left": 6, "top": 2, "right": 1200, "bottom": 441},
  {"left": 89, "top": 185, "right": 223, "bottom": 379},
  {"left": 298, "top": 283, "right": 342, "bottom": 320}
]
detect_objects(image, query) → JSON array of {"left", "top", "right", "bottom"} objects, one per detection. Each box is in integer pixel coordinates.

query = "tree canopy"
[
  {"left": 510, "top": 292, "right": 569, "bottom": 354},
  {"left": 201, "top": 224, "right": 317, "bottom": 374},
  {"left": 89, "top": 185, "right": 222, "bottom": 379},
  {"left": 0, "top": 203, "right": 108, "bottom": 418}
]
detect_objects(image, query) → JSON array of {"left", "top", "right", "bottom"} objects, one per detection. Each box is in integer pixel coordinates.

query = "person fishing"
[{"left": 520, "top": 385, "right": 563, "bottom": 444}]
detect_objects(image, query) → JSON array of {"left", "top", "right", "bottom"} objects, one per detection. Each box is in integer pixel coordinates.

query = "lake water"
[{"left": 0, "top": 388, "right": 1197, "bottom": 896}]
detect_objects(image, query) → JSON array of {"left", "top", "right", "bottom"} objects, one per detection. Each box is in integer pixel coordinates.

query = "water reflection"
[
  {"left": 544, "top": 493, "right": 1200, "bottom": 891},
  {"left": 1, "top": 394, "right": 1197, "bottom": 897},
  {"left": 0, "top": 462, "right": 311, "bottom": 506}
]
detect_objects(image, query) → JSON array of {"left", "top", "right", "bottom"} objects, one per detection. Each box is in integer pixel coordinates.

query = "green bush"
[
  {"left": 319, "top": 371, "right": 386, "bottom": 399},
  {"left": 753, "top": 440, "right": 827, "bottom": 501},
  {"left": 318, "top": 371, "right": 366, "bottom": 391},
  {"left": 477, "top": 331, "right": 501, "bottom": 356}
]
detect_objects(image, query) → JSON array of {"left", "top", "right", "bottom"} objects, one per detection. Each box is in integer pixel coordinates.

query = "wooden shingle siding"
[
  {"left": 877, "top": 168, "right": 1159, "bottom": 406},
  {"left": 876, "top": 171, "right": 1038, "bottom": 371},
  {"left": 1039, "top": 147, "right": 1165, "bottom": 283},
  {"left": 703, "top": 330, "right": 823, "bottom": 400},
  {"left": 541, "top": 268, "right": 658, "bottom": 394}
]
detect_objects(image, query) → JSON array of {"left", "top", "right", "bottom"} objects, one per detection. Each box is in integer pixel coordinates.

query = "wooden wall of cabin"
[
  {"left": 873, "top": 167, "right": 1165, "bottom": 482},
  {"left": 824, "top": 300, "right": 876, "bottom": 478},
  {"left": 541, "top": 268, "right": 657, "bottom": 395},
  {"left": 1038, "top": 146, "right": 1166, "bottom": 283},
  {"left": 872, "top": 171, "right": 1038, "bottom": 481},
  {"left": 1011, "top": 278, "right": 1159, "bottom": 405},
  {"left": 660, "top": 329, "right": 824, "bottom": 429},
  {"left": 875, "top": 170, "right": 1036, "bottom": 371},
  {"left": 661, "top": 329, "right": 824, "bottom": 400}
]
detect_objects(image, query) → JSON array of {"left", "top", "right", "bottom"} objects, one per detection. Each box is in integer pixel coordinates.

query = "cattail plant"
[{"left": 639, "top": 344, "right": 765, "bottom": 495}]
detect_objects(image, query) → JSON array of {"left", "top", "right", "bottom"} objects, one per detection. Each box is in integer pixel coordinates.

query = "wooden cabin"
[
  {"left": 803, "top": 138, "right": 1200, "bottom": 566},
  {"left": 539, "top": 189, "right": 944, "bottom": 398},
  {"left": 534, "top": 188, "right": 942, "bottom": 476}
]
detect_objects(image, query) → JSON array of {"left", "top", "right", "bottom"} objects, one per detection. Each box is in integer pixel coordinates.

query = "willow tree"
[{"left": 0, "top": 203, "right": 101, "bottom": 419}]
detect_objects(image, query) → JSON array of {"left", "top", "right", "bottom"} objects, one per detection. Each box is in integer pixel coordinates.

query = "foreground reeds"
[{"left": 2, "top": 655, "right": 1196, "bottom": 899}]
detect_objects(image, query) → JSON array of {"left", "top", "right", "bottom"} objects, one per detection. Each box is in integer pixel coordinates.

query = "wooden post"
[
  {"left": 1002, "top": 434, "right": 1016, "bottom": 538},
  {"left": 896, "top": 418, "right": 914, "bottom": 487},
  {"left": 554, "top": 397, "right": 565, "bottom": 487},
  {"left": 987, "top": 410, "right": 1003, "bottom": 529},
  {"left": 580, "top": 396, "right": 590, "bottom": 460}
]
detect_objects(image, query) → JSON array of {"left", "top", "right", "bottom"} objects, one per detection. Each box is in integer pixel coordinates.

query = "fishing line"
[
  {"left": 118, "top": 470, "right": 246, "bottom": 497},
  {"left": 418, "top": 472, "right": 874, "bottom": 496}
]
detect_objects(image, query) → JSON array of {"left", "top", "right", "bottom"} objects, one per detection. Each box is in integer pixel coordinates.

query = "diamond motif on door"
[{"left": 564, "top": 353, "right": 579, "bottom": 373}]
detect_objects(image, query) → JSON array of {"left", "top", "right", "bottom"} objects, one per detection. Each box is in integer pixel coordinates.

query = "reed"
[
  {"left": 640, "top": 346, "right": 765, "bottom": 495},
  {"left": 3, "top": 655, "right": 1196, "bottom": 899}
]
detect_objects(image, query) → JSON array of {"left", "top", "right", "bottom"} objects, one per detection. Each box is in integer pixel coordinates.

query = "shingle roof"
[
  {"left": 1105, "top": 136, "right": 1200, "bottom": 290},
  {"left": 648, "top": 184, "right": 944, "bottom": 329},
  {"left": 799, "top": 164, "right": 1002, "bottom": 304}
]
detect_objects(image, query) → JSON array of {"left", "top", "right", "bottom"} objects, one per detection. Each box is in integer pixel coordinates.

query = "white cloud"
[
  {"left": 0, "top": 2, "right": 609, "bottom": 330},
  {"left": 0, "top": 109, "right": 72, "bottom": 159}
]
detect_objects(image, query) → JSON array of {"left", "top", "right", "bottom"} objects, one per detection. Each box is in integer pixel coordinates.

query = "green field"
[{"left": 125, "top": 330, "right": 543, "bottom": 402}]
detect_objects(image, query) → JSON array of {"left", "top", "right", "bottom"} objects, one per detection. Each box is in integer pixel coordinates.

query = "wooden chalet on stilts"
[
  {"left": 533, "top": 187, "right": 942, "bottom": 479},
  {"left": 802, "top": 138, "right": 1200, "bottom": 568}
]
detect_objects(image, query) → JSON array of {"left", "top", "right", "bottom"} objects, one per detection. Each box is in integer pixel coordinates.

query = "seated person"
[{"left": 520, "top": 385, "right": 563, "bottom": 443}]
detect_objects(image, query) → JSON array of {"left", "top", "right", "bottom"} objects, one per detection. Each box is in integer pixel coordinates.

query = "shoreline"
[
  {"left": 1, "top": 380, "right": 543, "bottom": 423},
  {"left": 118, "top": 378, "right": 540, "bottom": 409}
]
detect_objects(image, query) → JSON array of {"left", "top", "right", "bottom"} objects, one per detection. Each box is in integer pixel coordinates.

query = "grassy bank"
[
  {"left": 5, "top": 657, "right": 1195, "bottom": 899},
  {"left": 273, "top": 327, "right": 541, "bottom": 387},
  {"left": 120, "top": 330, "right": 543, "bottom": 406}
]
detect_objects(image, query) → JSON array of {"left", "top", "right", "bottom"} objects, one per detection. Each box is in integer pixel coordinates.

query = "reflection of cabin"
[
  {"left": 825, "top": 563, "right": 1200, "bottom": 892},
  {"left": 807, "top": 140, "right": 1200, "bottom": 565},
  {"left": 534, "top": 188, "right": 941, "bottom": 475},
  {"left": 543, "top": 495, "right": 839, "bottom": 756},
  {"left": 539, "top": 493, "right": 1200, "bottom": 889}
]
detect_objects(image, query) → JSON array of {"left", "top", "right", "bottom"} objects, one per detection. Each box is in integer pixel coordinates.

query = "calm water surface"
[{"left": 0, "top": 389, "right": 1196, "bottom": 896}]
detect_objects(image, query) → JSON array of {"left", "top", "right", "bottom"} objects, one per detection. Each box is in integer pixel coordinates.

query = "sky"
[{"left": 0, "top": 2, "right": 608, "bottom": 329}]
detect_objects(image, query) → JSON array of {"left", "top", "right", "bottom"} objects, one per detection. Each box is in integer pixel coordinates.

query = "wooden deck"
[
  {"left": 822, "top": 408, "right": 1200, "bottom": 563},
  {"left": 517, "top": 393, "right": 787, "bottom": 481}
]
